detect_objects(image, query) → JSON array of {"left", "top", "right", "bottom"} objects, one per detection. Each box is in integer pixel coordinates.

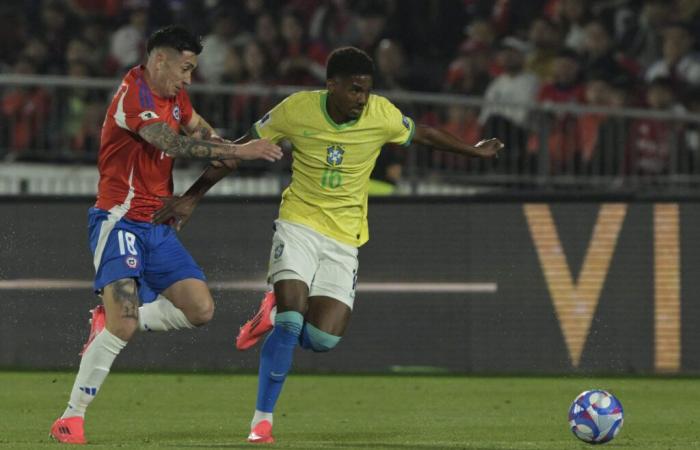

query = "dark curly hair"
[{"left": 326, "top": 46, "right": 374, "bottom": 79}]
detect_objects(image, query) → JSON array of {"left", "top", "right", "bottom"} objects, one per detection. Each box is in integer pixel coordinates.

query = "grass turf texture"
[{"left": 0, "top": 372, "right": 697, "bottom": 449}]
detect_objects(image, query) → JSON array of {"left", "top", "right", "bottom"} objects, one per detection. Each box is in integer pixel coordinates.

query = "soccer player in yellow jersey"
[{"left": 154, "top": 47, "right": 503, "bottom": 443}]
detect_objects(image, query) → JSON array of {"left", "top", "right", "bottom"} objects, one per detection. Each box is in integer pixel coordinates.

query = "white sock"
[
  {"left": 138, "top": 295, "right": 195, "bottom": 331},
  {"left": 62, "top": 329, "right": 127, "bottom": 418},
  {"left": 252, "top": 410, "right": 274, "bottom": 428}
]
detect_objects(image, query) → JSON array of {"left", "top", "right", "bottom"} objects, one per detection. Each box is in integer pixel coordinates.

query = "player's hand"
[
  {"left": 231, "top": 139, "right": 282, "bottom": 162},
  {"left": 474, "top": 138, "right": 504, "bottom": 159},
  {"left": 152, "top": 195, "right": 199, "bottom": 231}
]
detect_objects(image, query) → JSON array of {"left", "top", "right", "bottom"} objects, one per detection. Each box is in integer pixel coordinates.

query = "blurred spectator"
[
  {"left": 1, "top": 57, "right": 51, "bottom": 161},
  {"left": 489, "top": 0, "right": 550, "bottom": 36},
  {"left": 235, "top": 0, "right": 270, "bottom": 33},
  {"left": 150, "top": 0, "right": 208, "bottom": 35},
  {"left": 530, "top": 48, "right": 585, "bottom": 172},
  {"left": 230, "top": 40, "right": 276, "bottom": 136},
  {"left": 21, "top": 38, "right": 50, "bottom": 74},
  {"left": 41, "top": 1, "right": 78, "bottom": 74},
  {"left": 199, "top": 14, "right": 240, "bottom": 83},
  {"left": 456, "top": 35, "right": 496, "bottom": 81},
  {"left": 577, "top": 76, "right": 625, "bottom": 174},
  {"left": 60, "top": 60, "right": 104, "bottom": 159},
  {"left": 352, "top": 1, "right": 389, "bottom": 57},
  {"left": 618, "top": 0, "right": 674, "bottom": 69},
  {"left": 444, "top": 53, "right": 490, "bottom": 96},
  {"left": 81, "top": 18, "right": 113, "bottom": 75},
  {"left": 578, "top": 77, "right": 611, "bottom": 163},
  {"left": 457, "top": 18, "right": 499, "bottom": 78},
  {"left": 479, "top": 37, "right": 539, "bottom": 156},
  {"left": 66, "top": 38, "right": 93, "bottom": 69},
  {"left": 255, "top": 12, "right": 283, "bottom": 63},
  {"left": 555, "top": 0, "right": 590, "bottom": 52},
  {"left": 680, "top": 86, "right": 700, "bottom": 173},
  {"left": 577, "top": 74, "right": 619, "bottom": 171},
  {"left": 277, "top": 9, "right": 327, "bottom": 85},
  {"left": 464, "top": 18, "right": 498, "bottom": 50},
  {"left": 0, "top": 8, "right": 27, "bottom": 70},
  {"left": 309, "top": 0, "right": 361, "bottom": 49},
  {"left": 374, "top": 39, "right": 410, "bottom": 91},
  {"left": 645, "top": 22, "right": 700, "bottom": 90},
  {"left": 433, "top": 104, "right": 481, "bottom": 172},
  {"left": 109, "top": 4, "right": 148, "bottom": 74},
  {"left": 241, "top": 40, "right": 273, "bottom": 85},
  {"left": 525, "top": 16, "right": 563, "bottom": 81},
  {"left": 580, "top": 19, "right": 638, "bottom": 81},
  {"left": 220, "top": 46, "right": 244, "bottom": 84},
  {"left": 69, "top": 0, "right": 122, "bottom": 18},
  {"left": 626, "top": 77, "right": 682, "bottom": 175}
]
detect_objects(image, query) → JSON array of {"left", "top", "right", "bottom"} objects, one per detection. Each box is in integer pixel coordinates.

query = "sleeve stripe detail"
[
  {"left": 114, "top": 85, "right": 130, "bottom": 131},
  {"left": 137, "top": 78, "right": 155, "bottom": 109},
  {"left": 250, "top": 124, "right": 261, "bottom": 138},
  {"left": 402, "top": 117, "right": 416, "bottom": 147}
]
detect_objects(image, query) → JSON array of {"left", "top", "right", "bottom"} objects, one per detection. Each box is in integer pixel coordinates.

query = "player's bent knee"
[
  {"left": 300, "top": 323, "right": 341, "bottom": 352},
  {"left": 188, "top": 297, "right": 214, "bottom": 326}
]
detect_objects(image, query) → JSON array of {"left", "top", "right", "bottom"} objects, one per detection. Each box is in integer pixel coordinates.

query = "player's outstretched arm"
[
  {"left": 412, "top": 125, "right": 504, "bottom": 158},
  {"left": 152, "top": 134, "right": 254, "bottom": 229},
  {"left": 139, "top": 122, "right": 282, "bottom": 161}
]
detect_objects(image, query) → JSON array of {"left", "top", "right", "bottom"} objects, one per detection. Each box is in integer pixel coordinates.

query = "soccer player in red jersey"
[{"left": 49, "top": 25, "right": 282, "bottom": 445}]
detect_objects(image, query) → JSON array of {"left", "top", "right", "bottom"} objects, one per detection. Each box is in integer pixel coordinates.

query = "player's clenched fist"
[
  {"left": 233, "top": 139, "right": 283, "bottom": 162},
  {"left": 474, "top": 138, "right": 504, "bottom": 158}
]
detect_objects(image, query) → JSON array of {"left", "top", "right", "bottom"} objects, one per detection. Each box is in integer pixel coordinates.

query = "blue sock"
[{"left": 256, "top": 311, "right": 303, "bottom": 413}]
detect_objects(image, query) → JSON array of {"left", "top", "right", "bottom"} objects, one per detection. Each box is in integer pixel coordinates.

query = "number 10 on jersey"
[{"left": 321, "top": 168, "right": 342, "bottom": 188}]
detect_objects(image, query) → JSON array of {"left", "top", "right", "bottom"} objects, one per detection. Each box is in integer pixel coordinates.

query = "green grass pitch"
[{"left": 0, "top": 371, "right": 698, "bottom": 449}]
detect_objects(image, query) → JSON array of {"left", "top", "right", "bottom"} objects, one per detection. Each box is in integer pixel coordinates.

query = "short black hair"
[
  {"left": 146, "top": 25, "right": 202, "bottom": 55},
  {"left": 326, "top": 47, "right": 374, "bottom": 79}
]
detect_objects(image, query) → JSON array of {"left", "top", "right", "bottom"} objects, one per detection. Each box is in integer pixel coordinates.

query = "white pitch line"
[{"left": 0, "top": 279, "right": 497, "bottom": 293}]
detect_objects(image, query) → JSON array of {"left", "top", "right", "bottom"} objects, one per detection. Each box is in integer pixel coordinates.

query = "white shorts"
[{"left": 267, "top": 220, "right": 359, "bottom": 309}]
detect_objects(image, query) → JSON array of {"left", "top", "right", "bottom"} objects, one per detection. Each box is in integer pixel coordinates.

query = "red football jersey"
[{"left": 95, "top": 65, "right": 193, "bottom": 222}]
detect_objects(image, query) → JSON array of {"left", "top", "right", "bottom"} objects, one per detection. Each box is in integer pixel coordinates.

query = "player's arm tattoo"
[
  {"left": 111, "top": 279, "right": 139, "bottom": 320},
  {"left": 139, "top": 122, "right": 234, "bottom": 160},
  {"left": 189, "top": 117, "right": 216, "bottom": 140},
  {"left": 192, "top": 124, "right": 212, "bottom": 140}
]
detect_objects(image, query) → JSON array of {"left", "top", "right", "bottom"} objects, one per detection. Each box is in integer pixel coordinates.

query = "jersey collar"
[{"left": 321, "top": 91, "right": 359, "bottom": 130}]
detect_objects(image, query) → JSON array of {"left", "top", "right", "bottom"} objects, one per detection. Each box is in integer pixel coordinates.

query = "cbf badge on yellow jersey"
[
  {"left": 326, "top": 145, "right": 345, "bottom": 166},
  {"left": 252, "top": 90, "right": 415, "bottom": 247}
]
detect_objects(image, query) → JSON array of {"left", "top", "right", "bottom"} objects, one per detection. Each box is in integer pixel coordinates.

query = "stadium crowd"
[{"left": 2, "top": 0, "right": 700, "bottom": 179}]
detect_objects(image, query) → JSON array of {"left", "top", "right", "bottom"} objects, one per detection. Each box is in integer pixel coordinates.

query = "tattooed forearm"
[
  {"left": 111, "top": 279, "right": 139, "bottom": 320},
  {"left": 190, "top": 117, "right": 216, "bottom": 140},
  {"left": 192, "top": 124, "right": 212, "bottom": 140},
  {"left": 139, "top": 123, "right": 235, "bottom": 160}
]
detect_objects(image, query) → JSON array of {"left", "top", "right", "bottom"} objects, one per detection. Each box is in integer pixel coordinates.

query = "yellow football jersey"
[{"left": 251, "top": 90, "right": 415, "bottom": 247}]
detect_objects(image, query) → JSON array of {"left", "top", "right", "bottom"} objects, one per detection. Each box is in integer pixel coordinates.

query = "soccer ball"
[{"left": 568, "top": 390, "right": 624, "bottom": 444}]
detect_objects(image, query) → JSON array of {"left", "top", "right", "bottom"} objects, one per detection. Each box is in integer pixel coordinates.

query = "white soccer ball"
[{"left": 568, "top": 390, "right": 624, "bottom": 444}]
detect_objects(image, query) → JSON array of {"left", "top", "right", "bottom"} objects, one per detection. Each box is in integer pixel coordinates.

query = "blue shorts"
[{"left": 88, "top": 207, "right": 206, "bottom": 303}]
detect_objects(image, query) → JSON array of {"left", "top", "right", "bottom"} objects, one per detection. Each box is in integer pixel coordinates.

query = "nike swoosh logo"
[
  {"left": 270, "top": 371, "right": 285, "bottom": 377},
  {"left": 302, "top": 130, "right": 319, "bottom": 137}
]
